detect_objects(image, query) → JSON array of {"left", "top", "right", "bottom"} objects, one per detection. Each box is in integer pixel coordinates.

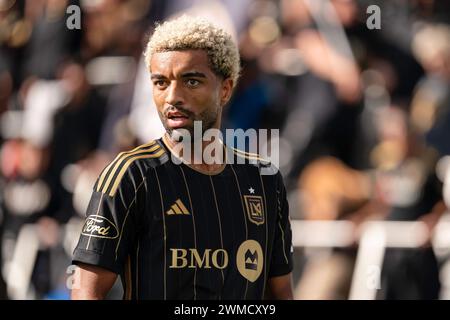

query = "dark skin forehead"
[{"left": 150, "top": 50, "right": 221, "bottom": 81}]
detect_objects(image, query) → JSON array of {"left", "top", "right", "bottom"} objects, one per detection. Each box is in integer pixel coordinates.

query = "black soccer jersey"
[{"left": 72, "top": 137, "right": 293, "bottom": 300}]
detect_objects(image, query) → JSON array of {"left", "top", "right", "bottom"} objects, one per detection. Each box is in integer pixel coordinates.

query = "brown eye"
[
  {"left": 186, "top": 79, "right": 200, "bottom": 87},
  {"left": 153, "top": 80, "right": 167, "bottom": 88}
]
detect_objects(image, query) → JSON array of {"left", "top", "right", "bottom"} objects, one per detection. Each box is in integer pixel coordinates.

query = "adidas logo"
[{"left": 166, "top": 199, "right": 190, "bottom": 215}]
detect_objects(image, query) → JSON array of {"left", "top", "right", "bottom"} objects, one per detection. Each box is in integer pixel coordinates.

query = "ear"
[{"left": 220, "top": 78, "right": 234, "bottom": 107}]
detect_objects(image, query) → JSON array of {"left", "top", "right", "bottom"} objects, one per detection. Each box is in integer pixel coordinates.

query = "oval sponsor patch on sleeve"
[{"left": 81, "top": 215, "right": 119, "bottom": 239}]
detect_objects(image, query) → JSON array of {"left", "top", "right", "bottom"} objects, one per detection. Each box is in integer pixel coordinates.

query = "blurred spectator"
[
  {"left": 0, "top": 138, "right": 54, "bottom": 297},
  {"left": 22, "top": 0, "right": 82, "bottom": 80},
  {"left": 295, "top": 104, "right": 443, "bottom": 299},
  {"left": 45, "top": 61, "right": 106, "bottom": 223}
]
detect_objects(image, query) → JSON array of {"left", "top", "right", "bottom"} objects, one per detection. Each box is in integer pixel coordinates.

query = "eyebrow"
[
  {"left": 181, "top": 72, "right": 206, "bottom": 78},
  {"left": 150, "top": 74, "right": 166, "bottom": 80},
  {"left": 150, "top": 72, "right": 207, "bottom": 80}
]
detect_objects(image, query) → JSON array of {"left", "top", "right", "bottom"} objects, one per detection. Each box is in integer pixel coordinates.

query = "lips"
[{"left": 166, "top": 110, "right": 190, "bottom": 128}]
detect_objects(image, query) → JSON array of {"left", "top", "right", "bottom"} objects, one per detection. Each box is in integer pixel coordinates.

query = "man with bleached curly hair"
[{"left": 71, "top": 15, "right": 293, "bottom": 300}]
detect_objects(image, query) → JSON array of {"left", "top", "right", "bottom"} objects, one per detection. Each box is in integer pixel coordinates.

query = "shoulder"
[
  {"left": 95, "top": 139, "right": 168, "bottom": 197},
  {"left": 229, "top": 146, "right": 271, "bottom": 166},
  {"left": 228, "top": 146, "right": 280, "bottom": 176}
]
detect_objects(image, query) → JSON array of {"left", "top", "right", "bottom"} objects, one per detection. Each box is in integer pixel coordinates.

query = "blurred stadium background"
[{"left": 0, "top": 0, "right": 449, "bottom": 300}]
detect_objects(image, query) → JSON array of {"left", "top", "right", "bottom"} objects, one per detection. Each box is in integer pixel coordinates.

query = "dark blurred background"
[{"left": 0, "top": 0, "right": 449, "bottom": 300}]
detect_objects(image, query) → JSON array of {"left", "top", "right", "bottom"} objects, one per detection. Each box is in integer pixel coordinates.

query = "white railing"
[{"left": 291, "top": 217, "right": 450, "bottom": 300}]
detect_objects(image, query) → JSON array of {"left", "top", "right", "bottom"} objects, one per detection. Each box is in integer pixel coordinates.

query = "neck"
[{"left": 162, "top": 131, "right": 227, "bottom": 175}]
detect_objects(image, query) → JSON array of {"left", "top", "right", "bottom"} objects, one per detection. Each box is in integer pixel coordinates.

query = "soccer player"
[{"left": 71, "top": 15, "right": 293, "bottom": 300}]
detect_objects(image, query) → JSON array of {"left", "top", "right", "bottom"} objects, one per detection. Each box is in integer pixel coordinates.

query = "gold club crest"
[{"left": 244, "top": 195, "right": 265, "bottom": 225}]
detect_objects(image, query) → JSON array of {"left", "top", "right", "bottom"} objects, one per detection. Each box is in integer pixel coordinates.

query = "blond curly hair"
[{"left": 144, "top": 15, "right": 240, "bottom": 87}]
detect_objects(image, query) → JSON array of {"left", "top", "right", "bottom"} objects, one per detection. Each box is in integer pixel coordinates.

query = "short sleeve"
[
  {"left": 269, "top": 172, "right": 293, "bottom": 277},
  {"left": 72, "top": 168, "right": 141, "bottom": 274}
]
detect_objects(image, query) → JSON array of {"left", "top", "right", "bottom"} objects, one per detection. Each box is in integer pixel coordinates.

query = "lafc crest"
[{"left": 244, "top": 195, "right": 265, "bottom": 225}]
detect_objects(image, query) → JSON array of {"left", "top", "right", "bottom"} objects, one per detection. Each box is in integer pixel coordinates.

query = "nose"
[{"left": 165, "top": 81, "right": 184, "bottom": 107}]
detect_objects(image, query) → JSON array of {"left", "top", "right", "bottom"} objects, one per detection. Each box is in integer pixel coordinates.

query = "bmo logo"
[
  {"left": 168, "top": 239, "right": 264, "bottom": 282},
  {"left": 169, "top": 248, "right": 228, "bottom": 269}
]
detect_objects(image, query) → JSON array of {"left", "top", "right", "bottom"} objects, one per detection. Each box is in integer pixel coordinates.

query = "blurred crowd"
[{"left": 0, "top": 0, "right": 449, "bottom": 299}]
